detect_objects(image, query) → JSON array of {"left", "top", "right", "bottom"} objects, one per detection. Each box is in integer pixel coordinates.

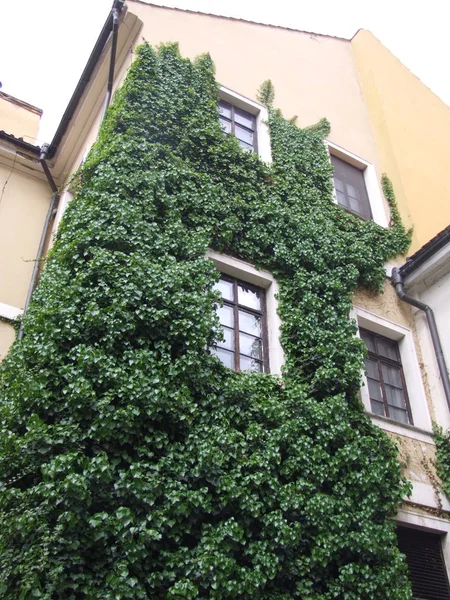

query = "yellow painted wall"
[
  {"left": 0, "top": 92, "right": 42, "bottom": 142},
  {"left": 0, "top": 321, "right": 16, "bottom": 361},
  {"left": 0, "top": 165, "right": 50, "bottom": 308},
  {"left": 352, "top": 30, "right": 450, "bottom": 253},
  {"left": 128, "top": 2, "right": 381, "bottom": 170}
]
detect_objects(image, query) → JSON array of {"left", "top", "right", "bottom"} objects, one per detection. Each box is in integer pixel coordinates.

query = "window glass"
[
  {"left": 330, "top": 155, "right": 372, "bottom": 220},
  {"left": 361, "top": 328, "right": 412, "bottom": 424},
  {"left": 211, "top": 275, "right": 268, "bottom": 372},
  {"left": 218, "top": 100, "right": 256, "bottom": 152}
]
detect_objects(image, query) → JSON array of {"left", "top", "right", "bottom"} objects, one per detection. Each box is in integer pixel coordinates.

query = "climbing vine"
[
  {"left": 433, "top": 424, "right": 450, "bottom": 498},
  {"left": 0, "top": 43, "right": 413, "bottom": 599}
]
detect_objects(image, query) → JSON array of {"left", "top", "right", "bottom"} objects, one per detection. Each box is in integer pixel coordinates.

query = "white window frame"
[
  {"left": 207, "top": 250, "right": 283, "bottom": 375},
  {"left": 351, "top": 305, "right": 432, "bottom": 441},
  {"left": 326, "top": 140, "right": 388, "bottom": 227},
  {"left": 219, "top": 86, "right": 272, "bottom": 164},
  {"left": 0, "top": 302, "right": 23, "bottom": 321}
]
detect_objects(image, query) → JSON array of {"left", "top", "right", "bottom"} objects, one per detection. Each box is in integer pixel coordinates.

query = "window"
[
  {"left": 397, "top": 526, "right": 450, "bottom": 600},
  {"left": 218, "top": 86, "right": 272, "bottom": 163},
  {"left": 211, "top": 275, "right": 269, "bottom": 372},
  {"left": 352, "top": 306, "right": 432, "bottom": 438},
  {"left": 330, "top": 154, "right": 372, "bottom": 220},
  {"left": 360, "top": 328, "right": 412, "bottom": 424},
  {"left": 219, "top": 101, "right": 256, "bottom": 152},
  {"left": 326, "top": 141, "right": 388, "bottom": 227}
]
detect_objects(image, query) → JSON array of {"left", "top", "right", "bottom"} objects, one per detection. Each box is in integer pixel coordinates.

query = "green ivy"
[
  {"left": 0, "top": 43, "right": 413, "bottom": 599},
  {"left": 433, "top": 424, "right": 450, "bottom": 498}
]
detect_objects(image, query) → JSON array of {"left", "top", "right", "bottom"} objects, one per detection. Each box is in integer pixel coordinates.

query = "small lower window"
[
  {"left": 360, "top": 328, "right": 412, "bottom": 424},
  {"left": 211, "top": 275, "right": 268, "bottom": 372},
  {"left": 397, "top": 526, "right": 450, "bottom": 600}
]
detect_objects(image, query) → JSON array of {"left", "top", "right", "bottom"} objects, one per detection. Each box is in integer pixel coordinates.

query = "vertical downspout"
[
  {"left": 391, "top": 267, "right": 450, "bottom": 411},
  {"left": 101, "top": 4, "right": 121, "bottom": 118},
  {"left": 17, "top": 145, "right": 59, "bottom": 340}
]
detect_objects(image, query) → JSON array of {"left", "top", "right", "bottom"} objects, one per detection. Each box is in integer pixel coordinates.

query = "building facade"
[{"left": 1, "top": 1, "right": 450, "bottom": 596}]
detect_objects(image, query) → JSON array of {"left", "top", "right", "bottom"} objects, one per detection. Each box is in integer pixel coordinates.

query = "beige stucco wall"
[
  {"left": 0, "top": 93, "right": 42, "bottom": 142},
  {"left": 0, "top": 321, "right": 16, "bottom": 361},
  {"left": 128, "top": 2, "right": 381, "bottom": 170},
  {"left": 352, "top": 30, "right": 450, "bottom": 253},
  {"left": 0, "top": 165, "right": 50, "bottom": 309}
]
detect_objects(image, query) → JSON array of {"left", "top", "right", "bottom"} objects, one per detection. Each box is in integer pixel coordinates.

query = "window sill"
[{"left": 368, "top": 412, "right": 434, "bottom": 444}]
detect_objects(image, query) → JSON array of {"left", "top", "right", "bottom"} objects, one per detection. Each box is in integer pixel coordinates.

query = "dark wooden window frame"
[
  {"left": 214, "top": 274, "right": 270, "bottom": 373},
  {"left": 219, "top": 100, "right": 258, "bottom": 153},
  {"left": 361, "top": 328, "right": 413, "bottom": 425},
  {"left": 330, "top": 153, "right": 373, "bottom": 221}
]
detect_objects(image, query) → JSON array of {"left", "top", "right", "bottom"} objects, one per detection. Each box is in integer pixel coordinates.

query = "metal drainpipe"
[
  {"left": 391, "top": 267, "right": 450, "bottom": 411},
  {"left": 101, "top": 4, "right": 120, "bottom": 118},
  {"left": 17, "top": 144, "right": 59, "bottom": 340}
]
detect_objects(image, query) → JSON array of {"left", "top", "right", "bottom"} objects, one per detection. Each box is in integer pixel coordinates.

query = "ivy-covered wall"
[{"left": 0, "top": 43, "right": 413, "bottom": 599}]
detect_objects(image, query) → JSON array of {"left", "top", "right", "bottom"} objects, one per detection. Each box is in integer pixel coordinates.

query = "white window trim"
[
  {"left": 395, "top": 508, "right": 450, "bottom": 584},
  {"left": 0, "top": 302, "right": 23, "bottom": 321},
  {"left": 326, "top": 140, "right": 388, "bottom": 228},
  {"left": 207, "top": 250, "right": 283, "bottom": 375},
  {"left": 351, "top": 305, "right": 433, "bottom": 441},
  {"left": 219, "top": 86, "right": 272, "bottom": 164}
]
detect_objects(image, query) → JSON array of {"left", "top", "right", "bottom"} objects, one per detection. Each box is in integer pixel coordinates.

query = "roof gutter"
[
  {"left": 400, "top": 226, "right": 450, "bottom": 279},
  {"left": 391, "top": 267, "right": 450, "bottom": 411},
  {"left": 18, "top": 143, "right": 60, "bottom": 340},
  {"left": 47, "top": 0, "right": 125, "bottom": 159}
]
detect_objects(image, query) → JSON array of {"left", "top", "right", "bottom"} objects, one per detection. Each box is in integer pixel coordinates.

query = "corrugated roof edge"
[
  {"left": 400, "top": 225, "right": 450, "bottom": 279},
  {"left": 129, "top": 0, "right": 352, "bottom": 42},
  {"left": 0, "top": 91, "right": 43, "bottom": 116},
  {"left": 0, "top": 130, "right": 41, "bottom": 154}
]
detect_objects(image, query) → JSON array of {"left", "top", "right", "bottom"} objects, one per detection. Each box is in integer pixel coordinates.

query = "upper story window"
[
  {"left": 219, "top": 100, "right": 256, "bottom": 152},
  {"left": 360, "top": 328, "right": 412, "bottom": 424},
  {"left": 326, "top": 141, "right": 388, "bottom": 227},
  {"left": 211, "top": 275, "right": 269, "bottom": 373},
  {"left": 330, "top": 154, "right": 372, "bottom": 220}
]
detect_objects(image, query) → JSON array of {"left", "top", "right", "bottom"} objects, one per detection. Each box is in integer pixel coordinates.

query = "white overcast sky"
[{"left": 1, "top": 0, "right": 449, "bottom": 146}]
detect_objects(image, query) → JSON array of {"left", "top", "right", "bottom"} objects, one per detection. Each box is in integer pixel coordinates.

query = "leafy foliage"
[
  {"left": 0, "top": 43, "right": 413, "bottom": 599},
  {"left": 433, "top": 423, "right": 450, "bottom": 498}
]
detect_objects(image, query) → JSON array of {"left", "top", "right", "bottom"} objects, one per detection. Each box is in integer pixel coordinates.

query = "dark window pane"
[
  {"left": 385, "top": 384, "right": 407, "bottom": 409},
  {"left": 218, "top": 326, "right": 234, "bottom": 351},
  {"left": 235, "top": 124, "right": 254, "bottom": 146},
  {"left": 368, "top": 378, "right": 382, "bottom": 401},
  {"left": 381, "top": 363, "right": 403, "bottom": 388},
  {"left": 211, "top": 347, "right": 234, "bottom": 370},
  {"left": 360, "top": 330, "right": 376, "bottom": 353},
  {"left": 377, "top": 337, "right": 400, "bottom": 361},
  {"left": 219, "top": 102, "right": 232, "bottom": 119},
  {"left": 330, "top": 155, "right": 372, "bottom": 220},
  {"left": 239, "top": 332, "right": 262, "bottom": 360},
  {"left": 234, "top": 107, "right": 255, "bottom": 130},
  {"left": 239, "top": 310, "right": 261, "bottom": 336},
  {"left": 371, "top": 400, "right": 385, "bottom": 417},
  {"left": 218, "top": 304, "right": 234, "bottom": 328},
  {"left": 219, "top": 118, "right": 232, "bottom": 134},
  {"left": 364, "top": 358, "right": 380, "bottom": 380},
  {"left": 214, "top": 278, "right": 234, "bottom": 301},
  {"left": 240, "top": 355, "right": 263, "bottom": 372},
  {"left": 238, "top": 284, "right": 261, "bottom": 310},
  {"left": 388, "top": 407, "right": 409, "bottom": 423}
]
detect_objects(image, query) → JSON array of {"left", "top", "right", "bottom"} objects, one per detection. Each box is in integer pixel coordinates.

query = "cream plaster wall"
[
  {"left": 0, "top": 321, "right": 16, "bottom": 362},
  {"left": 128, "top": 2, "right": 381, "bottom": 169},
  {"left": 0, "top": 165, "right": 50, "bottom": 309},
  {"left": 352, "top": 30, "right": 450, "bottom": 253},
  {"left": 0, "top": 93, "right": 41, "bottom": 142}
]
